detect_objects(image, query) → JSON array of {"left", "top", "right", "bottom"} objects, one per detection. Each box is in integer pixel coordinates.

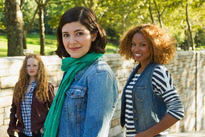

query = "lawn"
[{"left": 0, "top": 33, "right": 119, "bottom": 57}]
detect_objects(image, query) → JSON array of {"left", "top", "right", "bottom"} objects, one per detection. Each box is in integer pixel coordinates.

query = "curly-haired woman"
[
  {"left": 119, "top": 24, "right": 184, "bottom": 137},
  {"left": 7, "top": 54, "right": 55, "bottom": 137}
]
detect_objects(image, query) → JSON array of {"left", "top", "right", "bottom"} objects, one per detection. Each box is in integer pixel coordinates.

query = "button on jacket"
[
  {"left": 8, "top": 83, "right": 55, "bottom": 133},
  {"left": 58, "top": 58, "right": 118, "bottom": 137}
]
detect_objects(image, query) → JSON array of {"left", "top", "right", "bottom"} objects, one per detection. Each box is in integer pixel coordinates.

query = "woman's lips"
[
  {"left": 70, "top": 47, "right": 81, "bottom": 51},
  {"left": 134, "top": 53, "right": 142, "bottom": 58}
]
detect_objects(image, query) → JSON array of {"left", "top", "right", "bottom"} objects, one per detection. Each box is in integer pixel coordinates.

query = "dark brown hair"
[{"left": 55, "top": 6, "right": 107, "bottom": 58}]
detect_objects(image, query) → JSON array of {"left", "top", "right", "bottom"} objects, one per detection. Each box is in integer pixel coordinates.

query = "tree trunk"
[
  {"left": 23, "top": 4, "right": 39, "bottom": 50},
  {"left": 5, "top": 0, "right": 24, "bottom": 56},
  {"left": 186, "top": 0, "right": 194, "bottom": 50},
  {"left": 184, "top": 30, "right": 189, "bottom": 50},
  {"left": 154, "top": 0, "right": 163, "bottom": 28},
  {"left": 23, "top": 30, "right": 27, "bottom": 49},
  {"left": 149, "top": 0, "right": 155, "bottom": 24},
  {"left": 39, "top": 5, "right": 45, "bottom": 55}
]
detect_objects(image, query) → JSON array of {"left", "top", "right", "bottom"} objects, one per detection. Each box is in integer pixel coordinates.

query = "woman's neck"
[
  {"left": 137, "top": 62, "right": 150, "bottom": 74},
  {"left": 29, "top": 77, "right": 36, "bottom": 84}
]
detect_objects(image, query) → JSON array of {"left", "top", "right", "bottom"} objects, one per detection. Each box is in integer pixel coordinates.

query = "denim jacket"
[
  {"left": 120, "top": 63, "right": 167, "bottom": 134},
  {"left": 58, "top": 57, "right": 118, "bottom": 137}
]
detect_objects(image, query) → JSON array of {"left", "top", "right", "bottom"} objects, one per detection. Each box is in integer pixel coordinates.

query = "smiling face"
[
  {"left": 131, "top": 32, "right": 151, "bottom": 66},
  {"left": 62, "top": 21, "right": 96, "bottom": 58},
  {"left": 26, "top": 57, "right": 39, "bottom": 78}
]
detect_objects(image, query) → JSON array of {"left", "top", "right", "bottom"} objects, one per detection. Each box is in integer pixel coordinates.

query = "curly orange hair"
[
  {"left": 118, "top": 24, "right": 176, "bottom": 64},
  {"left": 13, "top": 54, "right": 49, "bottom": 104}
]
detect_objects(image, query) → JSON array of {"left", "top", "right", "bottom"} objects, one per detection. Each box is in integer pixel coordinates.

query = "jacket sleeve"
[
  {"left": 7, "top": 98, "right": 17, "bottom": 133},
  {"left": 47, "top": 83, "right": 55, "bottom": 108},
  {"left": 83, "top": 71, "right": 118, "bottom": 137},
  {"left": 152, "top": 66, "right": 184, "bottom": 120}
]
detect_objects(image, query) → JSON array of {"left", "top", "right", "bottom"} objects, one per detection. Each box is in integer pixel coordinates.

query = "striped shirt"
[
  {"left": 125, "top": 66, "right": 184, "bottom": 137},
  {"left": 21, "top": 81, "right": 37, "bottom": 136}
]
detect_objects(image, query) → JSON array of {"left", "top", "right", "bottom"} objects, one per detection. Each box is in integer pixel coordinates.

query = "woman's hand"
[
  {"left": 135, "top": 114, "right": 179, "bottom": 137},
  {"left": 12, "top": 129, "right": 19, "bottom": 132},
  {"left": 7, "top": 129, "right": 19, "bottom": 137},
  {"left": 40, "top": 127, "right": 44, "bottom": 133},
  {"left": 7, "top": 130, "right": 14, "bottom": 136}
]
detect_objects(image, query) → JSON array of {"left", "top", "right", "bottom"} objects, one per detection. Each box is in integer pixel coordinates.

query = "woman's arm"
[
  {"left": 135, "top": 113, "right": 178, "bottom": 137},
  {"left": 47, "top": 83, "right": 55, "bottom": 108},
  {"left": 7, "top": 99, "right": 18, "bottom": 136},
  {"left": 83, "top": 71, "right": 118, "bottom": 137},
  {"left": 152, "top": 66, "right": 184, "bottom": 119},
  {"left": 136, "top": 66, "right": 184, "bottom": 137}
]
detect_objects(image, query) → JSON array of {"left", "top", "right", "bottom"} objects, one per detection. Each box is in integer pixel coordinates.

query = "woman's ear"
[{"left": 91, "top": 32, "right": 97, "bottom": 42}]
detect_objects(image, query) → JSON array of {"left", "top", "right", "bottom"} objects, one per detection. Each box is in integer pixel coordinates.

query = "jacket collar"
[{"left": 74, "top": 58, "right": 102, "bottom": 81}]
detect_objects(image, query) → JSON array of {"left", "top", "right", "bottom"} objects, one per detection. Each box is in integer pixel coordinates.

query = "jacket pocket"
[
  {"left": 134, "top": 86, "right": 147, "bottom": 102},
  {"left": 66, "top": 85, "right": 87, "bottom": 99},
  {"left": 65, "top": 85, "right": 87, "bottom": 113}
]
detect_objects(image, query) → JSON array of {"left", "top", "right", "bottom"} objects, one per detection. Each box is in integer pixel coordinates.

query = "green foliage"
[
  {"left": 194, "top": 28, "right": 205, "bottom": 47},
  {"left": 0, "top": 0, "right": 5, "bottom": 30},
  {"left": 0, "top": 33, "right": 119, "bottom": 57},
  {"left": 1, "top": 0, "right": 205, "bottom": 56}
]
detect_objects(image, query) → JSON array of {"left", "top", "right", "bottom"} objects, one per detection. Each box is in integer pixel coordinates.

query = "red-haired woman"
[{"left": 7, "top": 54, "right": 55, "bottom": 137}]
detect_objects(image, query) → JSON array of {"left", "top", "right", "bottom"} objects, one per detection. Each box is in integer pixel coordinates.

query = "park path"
[
  {"left": 168, "top": 130, "right": 205, "bottom": 137},
  {"left": 116, "top": 130, "right": 205, "bottom": 137}
]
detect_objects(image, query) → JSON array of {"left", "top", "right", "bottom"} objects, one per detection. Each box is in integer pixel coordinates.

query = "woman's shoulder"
[
  {"left": 84, "top": 58, "right": 114, "bottom": 77},
  {"left": 153, "top": 64, "right": 168, "bottom": 72},
  {"left": 91, "top": 58, "right": 113, "bottom": 73},
  {"left": 48, "top": 82, "right": 54, "bottom": 89}
]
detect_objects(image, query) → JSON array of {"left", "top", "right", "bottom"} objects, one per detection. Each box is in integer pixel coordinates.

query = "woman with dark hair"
[
  {"left": 119, "top": 24, "right": 184, "bottom": 137},
  {"left": 43, "top": 6, "right": 118, "bottom": 137},
  {"left": 7, "top": 54, "right": 55, "bottom": 137}
]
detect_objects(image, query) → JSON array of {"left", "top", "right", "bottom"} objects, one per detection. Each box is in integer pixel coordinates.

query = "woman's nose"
[
  {"left": 133, "top": 45, "right": 140, "bottom": 51},
  {"left": 69, "top": 36, "right": 77, "bottom": 44}
]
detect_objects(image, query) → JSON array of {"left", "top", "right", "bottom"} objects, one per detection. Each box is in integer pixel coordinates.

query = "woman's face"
[
  {"left": 26, "top": 57, "right": 39, "bottom": 78},
  {"left": 62, "top": 21, "right": 96, "bottom": 58},
  {"left": 131, "top": 32, "right": 151, "bottom": 66}
]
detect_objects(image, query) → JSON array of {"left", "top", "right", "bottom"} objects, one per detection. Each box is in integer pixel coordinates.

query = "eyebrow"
[{"left": 62, "top": 29, "right": 85, "bottom": 34}]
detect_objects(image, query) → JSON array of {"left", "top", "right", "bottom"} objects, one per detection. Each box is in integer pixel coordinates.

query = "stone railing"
[{"left": 0, "top": 51, "right": 205, "bottom": 137}]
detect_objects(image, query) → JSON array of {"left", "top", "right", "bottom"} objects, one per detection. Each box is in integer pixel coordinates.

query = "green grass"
[
  {"left": 106, "top": 42, "right": 119, "bottom": 53},
  {"left": 0, "top": 38, "right": 8, "bottom": 57},
  {"left": 0, "top": 34, "right": 119, "bottom": 57}
]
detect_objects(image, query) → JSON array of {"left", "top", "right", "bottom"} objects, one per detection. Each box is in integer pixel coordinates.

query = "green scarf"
[{"left": 43, "top": 52, "right": 103, "bottom": 137}]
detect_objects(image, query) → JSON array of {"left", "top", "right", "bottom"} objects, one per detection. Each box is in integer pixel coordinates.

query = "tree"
[
  {"left": 148, "top": 0, "right": 155, "bottom": 24},
  {"left": 35, "top": 0, "right": 50, "bottom": 55},
  {"left": 5, "top": 0, "right": 24, "bottom": 56},
  {"left": 186, "top": 0, "right": 194, "bottom": 50},
  {"left": 100, "top": 0, "right": 145, "bottom": 38},
  {"left": 22, "top": 0, "right": 38, "bottom": 49},
  {"left": 153, "top": 0, "right": 165, "bottom": 28}
]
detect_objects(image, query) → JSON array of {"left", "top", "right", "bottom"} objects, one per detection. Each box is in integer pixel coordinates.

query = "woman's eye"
[
  {"left": 63, "top": 34, "right": 69, "bottom": 37},
  {"left": 140, "top": 43, "right": 146, "bottom": 46},
  {"left": 131, "top": 43, "right": 136, "bottom": 46},
  {"left": 76, "top": 32, "right": 83, "bottom": 36}
]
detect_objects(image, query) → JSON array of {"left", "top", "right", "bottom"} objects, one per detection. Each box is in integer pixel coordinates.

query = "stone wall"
[{"left": 0, "top": 51, "right": 205, "bottom": 137}]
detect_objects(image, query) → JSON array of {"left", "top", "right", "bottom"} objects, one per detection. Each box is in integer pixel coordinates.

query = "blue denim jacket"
[
  {"left": 58, "top": 57, "right": 118, "bottom": 137},
  {"left": 121, "top": 63, "right": 167, "bottom": 134}
]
